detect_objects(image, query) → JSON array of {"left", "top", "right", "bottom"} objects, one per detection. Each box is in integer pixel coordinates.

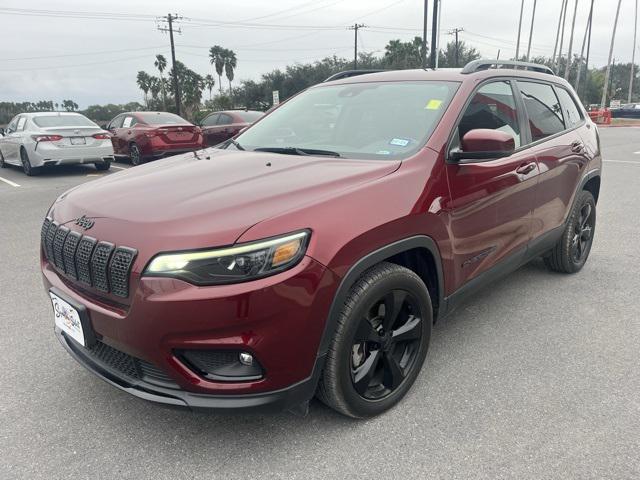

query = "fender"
[{"left": 315, "top": 235, "right": 445, "bottom": 363}]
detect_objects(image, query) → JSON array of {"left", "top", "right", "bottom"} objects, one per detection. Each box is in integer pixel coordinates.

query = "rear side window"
[
  {"left": 555, "top": 87, "right": 583, "bottom": 128},
  {"left": 455, "top": 80, "right": 522, "bottom": 149},
  {"left": 217, "top": 113, "right": 233, "bottom": 125},
  {"left": 518, "top": 81, "right": 565, "bottom": 142}
]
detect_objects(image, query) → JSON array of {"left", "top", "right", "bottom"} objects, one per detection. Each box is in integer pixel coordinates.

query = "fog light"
[{"left": 239, "top": 352, "right": 254, "bottom": 366}]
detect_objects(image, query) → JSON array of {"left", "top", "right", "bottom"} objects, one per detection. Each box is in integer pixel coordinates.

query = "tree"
[
  {"left": 209, "top": 46, "right": 225, "bottom": 95},
  {"left": 204, "top": 74, "right": 215, "bottom": 101},
  {"left": 136, "top": 71, "right": 152, "bottom": 108},
  {"left": 224, "top": 49, "right": 237, "bottom": 97},
  {"left": 61, "top": 99, "right": 78, "bottom": 111},
  {"left": 437, "top": 41, "right": 480, "bottom": 68},
  {"left": 382, "top": 37, "right": 426, "bottom": 69},
  {"left": 154, "top": 54, "right": 168, "bottom": 110},
  {"left": 169, "top": 61, "right": 204, "bottom": 120}
]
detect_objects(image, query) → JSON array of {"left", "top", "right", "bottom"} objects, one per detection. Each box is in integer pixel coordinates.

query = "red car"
[
  {"left": 200, "top": 110, "right": 264, "bottom": 146},
  {"left": 107, "top": 111, "right": 203, "bottom": 165},
  {"left": 41, "top": 60, "right": 601, "bottom": 418}
]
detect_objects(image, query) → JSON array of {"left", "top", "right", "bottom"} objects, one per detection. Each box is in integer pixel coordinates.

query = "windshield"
[
  {"left": 33, "top": 115, "right": 97, "bottom": 128},
  {"left": 233, "top": 81, "right": 459, "bottom": 160},
  {"left": 235, "top": 111, "right": 264, "bottom": 122},
  {"left": 138, "top": 112, "right": 190, "bottom": 125}
]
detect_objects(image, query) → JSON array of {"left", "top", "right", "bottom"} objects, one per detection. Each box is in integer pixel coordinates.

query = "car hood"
[{"left": 52, "top": 149, "right": 400, "bottom": 250}]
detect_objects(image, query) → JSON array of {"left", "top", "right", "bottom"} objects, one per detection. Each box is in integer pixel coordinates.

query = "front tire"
[
  {"left": 0, "top": 149, "right": 7, "bottom": 168},
  {"left": 544, "top": 190, "right": 596, "bottom": 273},
  {"left": 317, "top": 262, "right": 432, "bottom": 418},
  {"left": 20, "top": 148, "right": 41, "bottom": 176}
]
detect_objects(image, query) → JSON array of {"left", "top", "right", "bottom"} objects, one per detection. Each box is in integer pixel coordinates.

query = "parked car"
[
  {"left": 0, "top": 112, "right": 113, "bottom": 176},
  {"left": 611, "top": 103, "right": 640, "bottom": 118},
  {"left": 107, "top": 111, "right": 203, "bottom": 165},
  {"left": 200, "top": 109, "right": 264, "bottom": 146},
  {"left": 41, "top": 60, "right": 601, "bottom": 418}
]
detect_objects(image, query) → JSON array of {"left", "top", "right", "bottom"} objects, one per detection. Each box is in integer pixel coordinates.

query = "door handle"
[
  {"left": 571, "top": 141, "right": 584, "bottom": 153},
  {"left": 516, "top": 162, "right": 536, "bottom": 175}
]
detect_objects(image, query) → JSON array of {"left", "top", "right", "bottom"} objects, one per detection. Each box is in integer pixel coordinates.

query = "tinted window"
[
  {"left": 7, "top": 116, "right": 18, "bottom": 132},
  {"left": 201, "top": 114, "right": 219, "bottom": 127},
  {"left": 109, "top": 115, "right": 124, "bottom": 129},
  {"left": 33, "top": 115, "right": 96, "bottom": 128},
  {"left": 217, "top": 113, "right": 233, "bottom": 125},
  {"left": 235, "top": 81, "right": 460, "bottom": 160},
  {"left": 519, "top": 81, "right": 565, "bottom": 141},
  {"left": 235, "top": 111, "right": 264, "bottom": 122},
  {"left": 137, "top": 112, "right": 189, "bottom": 125},
  {"left": 555, "top": 87, "right": 583, "bottom": 128},
  {"left": 455, "top": 80, "right": 522, "bottom": 149}
]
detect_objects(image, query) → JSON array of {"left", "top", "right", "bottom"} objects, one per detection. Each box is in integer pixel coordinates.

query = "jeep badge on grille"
[{"left": 75, "top": 215, "right": 95, "bottom": 230}]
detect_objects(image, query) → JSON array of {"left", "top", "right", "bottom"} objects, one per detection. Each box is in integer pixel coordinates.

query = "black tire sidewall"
[
  {"left": 333, "top": 267, "right": 432, "bottom": 417},
  {"left": 130, "top": 143, "right": 142, "bottom": 166},
  {"left": 561, "top": 191, "right": 596, "bottom": 272},
  {"left": 21, "top": 148, "right": 33, "bottom": 175}
]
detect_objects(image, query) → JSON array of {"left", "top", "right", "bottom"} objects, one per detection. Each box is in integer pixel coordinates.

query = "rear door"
[
  {"left": 107, "top": 115, "right": 126, "bottom": 154},
  {"left": 201, "top": 113, "right": 219, "bottom": 146},
  {"left": 1, "top": 116, "right": 21, "bottom": 161},
  {"left": 516, "top": 80, "right": 588, "bottom": 241},
  {"left": 445, "top": 79, "right": 539, "bottom": 291}
]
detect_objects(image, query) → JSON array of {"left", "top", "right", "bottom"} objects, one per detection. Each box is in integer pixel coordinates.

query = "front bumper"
[
  {"left": 42, "top": 255, "right": 338, "bottom": 411},
  {"left": 57, "top": 329, "right": 322, "bottom": 411}
]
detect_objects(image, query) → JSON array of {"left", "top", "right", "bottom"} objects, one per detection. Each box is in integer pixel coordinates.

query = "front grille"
[
  {"left": 42, "top": 217, "right": 137, "bottom": 298},
  {"left": 80, "top": 340, "right": 179, "bottom": 389}
]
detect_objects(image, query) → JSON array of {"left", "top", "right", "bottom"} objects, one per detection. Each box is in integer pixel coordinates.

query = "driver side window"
[
  {"left": 454, "top": 81, "right": 522, "bottom": 151},
  {"left": 6, "top": 116, "right": 19, "bottom": 134}
]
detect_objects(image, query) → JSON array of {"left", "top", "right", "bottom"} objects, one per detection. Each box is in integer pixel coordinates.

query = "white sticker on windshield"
[
  {"left": 389, "top": 138, "right": 410, "bottom": 147},
  {"left": 376, "top": 150, "right": 391, "bottom": 155}
]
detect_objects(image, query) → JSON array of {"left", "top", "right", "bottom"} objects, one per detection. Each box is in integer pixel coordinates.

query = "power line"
[{"left": 0, "top": 46, "right": 166, "bottom": 62}]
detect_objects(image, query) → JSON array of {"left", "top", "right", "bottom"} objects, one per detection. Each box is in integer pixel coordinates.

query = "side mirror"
[{"left": 450, "top": 129, "right": 515, "bottom": 162}]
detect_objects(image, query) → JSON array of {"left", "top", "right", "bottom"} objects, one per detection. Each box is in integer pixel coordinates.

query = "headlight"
[{"left": 144, "top": 230, "right": 310, "bottom": 285}]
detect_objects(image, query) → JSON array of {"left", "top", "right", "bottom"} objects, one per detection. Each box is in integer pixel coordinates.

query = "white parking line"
[
  {"left": 0, "top": 175, "right": 20, "bottom": 187},
  {"left": 604, "top": 159, "right": 640, "bottom": 165}
]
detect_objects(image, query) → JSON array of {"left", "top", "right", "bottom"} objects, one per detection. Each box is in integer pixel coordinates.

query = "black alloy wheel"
[
  {"left": 571, "top": 202, "right": 595, "bottom": 263},
  {"left": 21, "top": 148, "right": 41, "bottom": 176},
  {"left": 350, "top": 290, "right": 423, "bottom": 400}
]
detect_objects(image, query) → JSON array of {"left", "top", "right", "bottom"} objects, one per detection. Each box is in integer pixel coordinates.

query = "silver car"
[{"left": 0, "top": 112, "right": 114, "bottom": 176}]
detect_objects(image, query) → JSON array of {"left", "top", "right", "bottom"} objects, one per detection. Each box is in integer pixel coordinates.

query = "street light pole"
[
  {"left": 515, "top": 0, "right": 525, "bottom": 61},
  {"left": 601, "top": 0, "right": 623, "bottom": 109},
  {"left": 422, "top": 0, "right": 429, "bottom": 68},
  {"left": 564, "top": 0, "right": 579, "bottom": 80},
  {"left": 629, "top": 0, "right": 638, "bottom": 103},
  {"left": 526, "top": 0, "right": 537, "bottom": 61}
]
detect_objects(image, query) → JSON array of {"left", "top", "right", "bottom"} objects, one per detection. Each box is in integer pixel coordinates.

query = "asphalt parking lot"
[{"left": 1, "top": 129, "right": 639, "bottom": 479}]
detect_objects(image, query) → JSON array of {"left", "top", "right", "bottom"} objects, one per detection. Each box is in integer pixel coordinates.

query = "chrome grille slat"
[{"left": 42, "top": 219, "right": 137, "bottom": 299}]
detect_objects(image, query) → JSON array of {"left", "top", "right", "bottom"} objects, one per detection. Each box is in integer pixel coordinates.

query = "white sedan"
[{"left": 0, "top": 112, "right": 114, "bottom": 176}]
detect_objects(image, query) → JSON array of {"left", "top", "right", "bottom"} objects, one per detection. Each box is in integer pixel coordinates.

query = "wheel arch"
[
  {"left": 582, "top": 174, "right": 601, "bottom": 204},
  {"left": 316, "top": 235, "right": 444, "bottom": 362}
]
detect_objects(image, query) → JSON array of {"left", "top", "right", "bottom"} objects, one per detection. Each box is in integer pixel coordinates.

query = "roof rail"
[
  {"left": 324, "top": 69, "right": 384, "bottom": 82},
  {"left": 461, "top": 59, "right": 555, "bottom": 75}
]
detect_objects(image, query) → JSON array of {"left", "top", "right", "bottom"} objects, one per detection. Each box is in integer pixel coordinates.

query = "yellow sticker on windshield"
[{"left": 425, "top": 99, "right": 443, "bottom": 110}]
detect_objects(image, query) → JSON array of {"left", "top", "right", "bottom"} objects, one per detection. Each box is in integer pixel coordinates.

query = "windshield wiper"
[
  {"left": 220, "top": 138, "right": 245, "bottom": 150},
  {"left": 253, "top": 147, "right": 341, "bottom": 157}
]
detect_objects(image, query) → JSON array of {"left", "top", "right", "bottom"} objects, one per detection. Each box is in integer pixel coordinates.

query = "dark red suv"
[
  {"left": 41, "top": 60, "right": 601, "bottom": 418},
  {"left": 107, "top": 111, "right": 203, "bottom": 165},
  {"left": 200, "top": 110, "right": 264, "bottom": 146}
]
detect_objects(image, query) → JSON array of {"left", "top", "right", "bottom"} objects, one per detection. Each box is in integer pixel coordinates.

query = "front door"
[{"left": 445, "top": 79, "right": 539, "bottom": 291}]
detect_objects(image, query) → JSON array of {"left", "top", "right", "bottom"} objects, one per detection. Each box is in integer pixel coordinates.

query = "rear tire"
[
  {"left": 544, "top": 190, "right": 596, "bottom": 273},
  {"left": 20, "top": 148, "right": 41, "bottom": 176},
  {"left": 129, "top": 143, "right": 143, "bottom": 166},
  {"left": 0, "top": 149, "right": 7, "bottom": 168},
  {"left": 317, "top": 262, "right": 432, "bottom": 418},
  {"left": 95, "top": 160, "right": 111, "bottom": 171}
]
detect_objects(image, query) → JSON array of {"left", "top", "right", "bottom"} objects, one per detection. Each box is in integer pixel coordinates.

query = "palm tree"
[
  {"left": 136, "top": 71, "right": 152, "bottom": 108},
  {"left": 204, "top": 74, "right": 215, "bottom": 101},
  {"left": 224, "top": 49, "right": 237, "bottom": 97},
  {"left": 208, "top": 45, "right": 225, "bottom": 94},
  {"left": 154, "top": 54, "right": 168, "bottom": 110}
]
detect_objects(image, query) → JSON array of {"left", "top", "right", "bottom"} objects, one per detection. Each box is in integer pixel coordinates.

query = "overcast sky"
[{"left": 0, "top": 0, "right": 636, "bottom": 108}]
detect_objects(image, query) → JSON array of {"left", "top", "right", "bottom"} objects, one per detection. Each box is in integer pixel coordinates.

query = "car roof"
[
  {"left": 23, "top": 112, "right": 86, "bottom": 117},
  {"left": 323, "top": 67, "right": 572, "bottom": 89}
]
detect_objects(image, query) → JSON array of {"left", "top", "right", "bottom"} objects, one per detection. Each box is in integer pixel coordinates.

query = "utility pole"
[
  {"left": 630, "top": 0, "right": 638, "bottom": 103},
  {"left": 583, "top": 0, "right": 593, "bottom": 99},
  {"left": 422, "top": 0, "right": 429, "bottom": 68},
  {"left": 448, "top": 28, "right": 464, "bottom": 67},
  {"left": 551, "top": 0, "right": 567, "bottom": 72},
  {"left": 435, "top": 0, "right": 442, "bottom": 68},
  {"left": 575, "top": 0, "right": 594, "bottom": 95},
  {"left": 515, "top": 0, "right": 525, "bottom": 61},
  {"left": 557, "top": 0, "right": 569, "bottom": 73},
  {"left": 348, "top": 23, "right": 366, "bottom": 70},
  {"left": 429, "top": 0, "right": 439, "bottom": 68},
  {"left": 564, "top": 0, "right": 579, "bottom": 80},
  {"left": 157, "top": 13, "right": 182, "bottom": 115},
  {"left": 601, "top": 0, "right": 623, "bottom": 109},
  {"left": 526, "top": 0, "right": 537, "bottom": 61}
]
